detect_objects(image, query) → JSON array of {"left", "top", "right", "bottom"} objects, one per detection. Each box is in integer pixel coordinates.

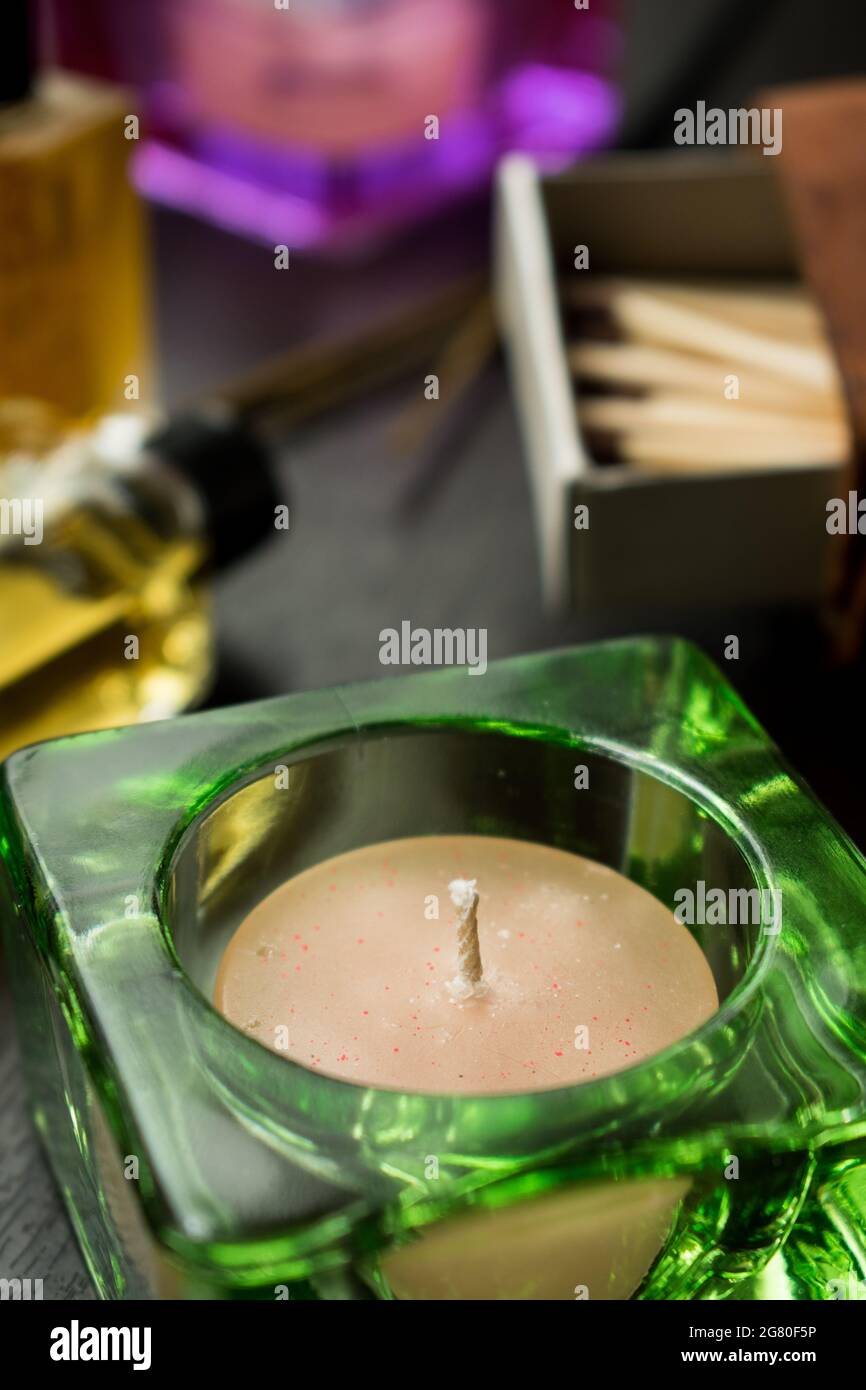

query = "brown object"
[
  {"left": 579, "top": 393, "right": 844, "bottom": 440},
  {"left": 569, "top": 341, "right": 837, "bottom": 413},
  {"left": 567, "top": 272, "right": 850, "bottom": 479},
  {"left": 568, "top": 277, "right": 827, "bottom": 343},
  {"left": 591, "top": 426, "right": 843, "bottom": 473},
  {"left": 216, "top": 274, "right": 486, "bottom": 430},
  {"left": 389, "top": 294, "right": 497, "bottom": 457},
  {"left": 579, "top": 393, "right": 847, "bottom": 471},
  {"left": 766, "top": 80, "right": 866, "bottom": 658},
  {"left": 450, "top": 878, "right": 483, "bottom": 988},
  {"left": 567, "top": 277, "right": 836, "bottom": 391}
]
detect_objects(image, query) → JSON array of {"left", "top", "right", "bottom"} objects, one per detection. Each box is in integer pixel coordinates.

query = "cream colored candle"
[
  {"left": 214, "top": 835, "right": 717, "bottom": 1095},
  {"left": 215, "top": 834, "right": 718, "bottom": 1300}
]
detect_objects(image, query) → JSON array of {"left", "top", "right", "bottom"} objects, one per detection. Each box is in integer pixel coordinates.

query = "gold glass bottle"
[
  {"left": 0, "top": 401, "right": 277, "bottom": 764},
  {"left": 0, "top": 3, "right": 150, "bottom": 420}
]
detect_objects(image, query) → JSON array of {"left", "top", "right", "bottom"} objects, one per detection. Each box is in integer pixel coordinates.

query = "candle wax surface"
[{"left": 214, "top": 835, "right": 719, "bottom": 1095}]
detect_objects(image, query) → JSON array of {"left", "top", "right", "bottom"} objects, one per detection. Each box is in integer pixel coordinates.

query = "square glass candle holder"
[{"left": 2, "top": 638, "right": 866, "bottom": 1301}]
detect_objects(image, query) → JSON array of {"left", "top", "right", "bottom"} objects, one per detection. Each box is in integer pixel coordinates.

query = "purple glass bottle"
[{"left": 47, "top": 0, "right": 620, "bottom": 252}]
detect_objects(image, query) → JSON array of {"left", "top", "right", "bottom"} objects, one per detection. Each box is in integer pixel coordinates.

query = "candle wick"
[{"left": 448, "top": 878, "right": 485, "bottom": 997}]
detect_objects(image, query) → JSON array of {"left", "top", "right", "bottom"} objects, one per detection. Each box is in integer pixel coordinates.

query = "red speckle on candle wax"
[
  {"left": 329, "top": 884, "right": 336, "bottom": 891},
  {"left": 362, "top": 1010, "right": 368, "bottom": 1016},
  {"left": 393, "top": 1047, "right": 400, "bottom": 1053},
  {"left": 554, "top": 1050, "right": 563, "bottom": 1057},
  {"left": 356, "top": 938, "right": 365, "bottom": 945}
]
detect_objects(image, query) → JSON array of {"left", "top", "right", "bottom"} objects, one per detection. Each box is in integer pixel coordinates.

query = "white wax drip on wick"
[{"left": 447, "top": 878, "right": 487, "bottom": 1000}]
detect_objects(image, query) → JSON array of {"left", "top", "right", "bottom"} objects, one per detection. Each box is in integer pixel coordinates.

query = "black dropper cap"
[
  {"left": 3, "top": 2, "right": 35, "bottom": 106},
  {"left": 146, "top": 411, "right": 281, "bottom": 571}
]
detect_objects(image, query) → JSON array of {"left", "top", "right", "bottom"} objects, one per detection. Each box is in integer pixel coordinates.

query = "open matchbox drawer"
[{"left": 494, "top": 153, "right": 846, "bottom": 612}]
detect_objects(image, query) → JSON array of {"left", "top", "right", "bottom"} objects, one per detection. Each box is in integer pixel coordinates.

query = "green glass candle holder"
[{"left": 2, "top": 638, "right": 865, "bottom": 1300}]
